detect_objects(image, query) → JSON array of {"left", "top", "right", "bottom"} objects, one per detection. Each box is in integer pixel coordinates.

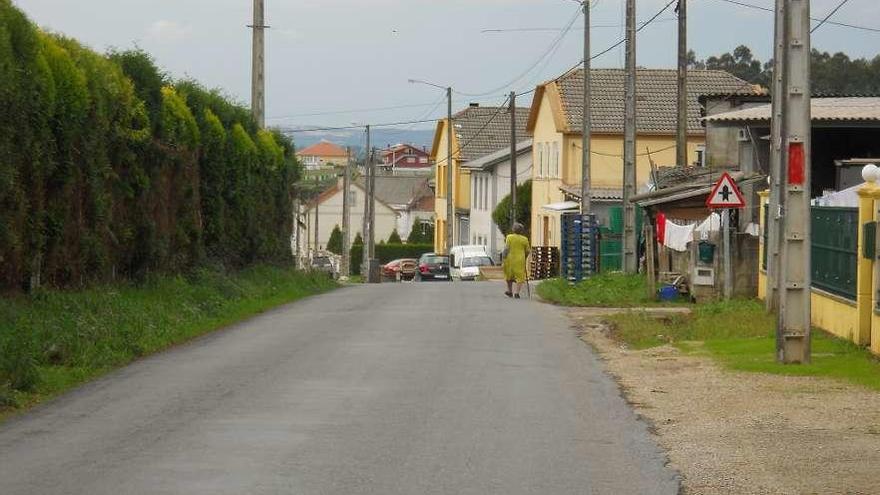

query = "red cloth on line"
[{"left": 656, "top": 212, "right": 666, "bottom": 244}]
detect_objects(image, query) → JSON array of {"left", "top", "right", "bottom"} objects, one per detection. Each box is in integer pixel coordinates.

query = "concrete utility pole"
[
  {"left": 362, "top": 125, "right": 373, "bottom": 275},
  {"left": 293, "top": 197, "right": 301, "bottom": 267},
  {"left": 341, "top": 147, "right": 352, "bottom": 279},
  {"left": 446, "top": 86, "right": 454, "bottom": 254},
  {"left": 776, "top": 0, "right": 812, "bottom": 364},
  {"left": 581, "top": 0, "right": 592, "bottom": 215},
  {"left": 314, "top": 177, "right": 320, "bottom": 252},
  {"left": 676, "top": 0, "right": 688, "bottom": 168},
  {"left": 368, "top": 147, "right": 376, "bottom": 261},
  {"left": 767, "top": 0, "right": 787, "bottom": 312},
  {"left": 510, "top": 91, "right": 518, "bottom": 230},
  {"left": 622, "top": 0, "right": 638, "bottom": 273},
  {"left": 249, "top": 0, "right": 267, "bottom": 128}
]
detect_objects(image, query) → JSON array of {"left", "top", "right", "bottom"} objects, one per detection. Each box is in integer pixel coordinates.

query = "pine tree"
[
  {"left": 327, "top": 225, "right": 343, "bottom": 254},
  {"left": 387, "top": 229, "right": 402, "bottom": 244}
]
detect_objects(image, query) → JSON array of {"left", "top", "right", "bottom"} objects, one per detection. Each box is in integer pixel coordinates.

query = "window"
[
  {"left": 552, "top": 142, "right": 559, "bottom": 178},
  {"left": 543, "top": 143, "right": 549, "bottom": 178},
  {"left": 348, "top": 191, "right": 357, "bottom": 206},
  {"left": 483, "top": 176, "right": 489, "bottom": 210},
  {"left": 536, "top": 144, "right": 544, "bottom": 178}
]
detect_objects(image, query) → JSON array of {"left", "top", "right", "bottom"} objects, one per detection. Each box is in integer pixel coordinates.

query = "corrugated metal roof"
[
  {"left": 559, "top": 184, "right": 623, "bottom": 201},
  {"left": 705, "top": 97, "right": 880, "bottom": 123}
]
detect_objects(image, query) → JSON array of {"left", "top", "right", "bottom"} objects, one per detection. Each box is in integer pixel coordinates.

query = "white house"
[{"left": 462, "top": 140, "right": 533, "bottom": 261}]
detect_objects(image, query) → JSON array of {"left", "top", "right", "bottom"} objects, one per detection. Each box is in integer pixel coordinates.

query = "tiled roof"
[
  {"left": 355, "top": 175, "right": 431, "bottom": 207},
  {"left": 297, "top": 141, "right": 348, "bottom": 158},
  {"left": 704, "top": 97, "right": 880, "bottom": 123},
  {"left": 453, "top": 106, "right": 530, "bottom": 163},
  {"left": 554, "top": 69, "right": 763, "bottom": 134}
]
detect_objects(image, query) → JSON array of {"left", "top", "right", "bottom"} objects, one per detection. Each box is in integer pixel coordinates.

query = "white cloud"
[{"left": 147, "top": 20, "right": 193, "bottom": 43}]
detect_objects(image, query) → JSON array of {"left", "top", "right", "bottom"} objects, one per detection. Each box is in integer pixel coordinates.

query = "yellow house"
[
  {"left": 430, "top": 104, "right": 529, "bottom": 253},
  {"left": 526, "top": 68, "right": 762, "bottom": 247}
]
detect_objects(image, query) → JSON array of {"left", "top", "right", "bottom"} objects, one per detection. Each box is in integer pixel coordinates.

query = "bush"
[
  {"left": 327, "top": 225, "right": 343, "bottom": 254},
  {"left": 406, "top": 220, "right": 434, "bottom": 244},
  {"left": 387, "top": 229, "right": 402, "bottom": 244},
  {"left": 492, "top": 180, "right": 531, "bottom": 237},
  {"left": 0, "top": 3, "right": 300, "bottom": 290}
]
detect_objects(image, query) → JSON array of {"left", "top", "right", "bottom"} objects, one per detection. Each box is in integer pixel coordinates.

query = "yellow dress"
[{"left": 503, "top": 233, "right": 530, "bottom": 283}]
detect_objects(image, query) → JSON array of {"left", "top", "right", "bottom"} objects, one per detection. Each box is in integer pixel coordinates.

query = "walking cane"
[{"left": 525, "top": 254, "right": 531, "bottom": 299}]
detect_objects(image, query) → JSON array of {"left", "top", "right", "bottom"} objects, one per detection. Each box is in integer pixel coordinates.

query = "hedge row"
[
  {"left": 350, "top": 244, "right": 434, "bottom": 275},
  {"left": 0, "top": 1, "right": 298, "bottom": 290}
]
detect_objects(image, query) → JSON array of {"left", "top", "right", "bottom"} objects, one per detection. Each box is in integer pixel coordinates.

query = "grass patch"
[
  {"left": 604, "top": 298, "right": 880, "bottom": 390},
  {"left": 537, "top": 273, "right": 684, "bottom": 307},
  {"left": 0, "top": 265, "right": 337, "bottom": 418}
]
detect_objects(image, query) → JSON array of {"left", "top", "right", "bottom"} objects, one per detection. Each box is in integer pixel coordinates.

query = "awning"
[{"left": 542, "top": 201, "right": 580, "bottom": 211}]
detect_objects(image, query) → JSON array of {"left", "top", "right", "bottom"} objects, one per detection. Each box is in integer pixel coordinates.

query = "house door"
[
  {"left": 542, "top": 216, "right": 550, "bottom": 247},
  {"left": 459, "top": 217, "right": 469, "bottom": 247}
]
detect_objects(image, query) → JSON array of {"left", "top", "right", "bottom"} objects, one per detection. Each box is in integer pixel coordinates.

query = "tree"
[
  {"left": 353, "top": 232, "right": 364, "bottom": 246},
  {"left": 327, "top": 225, "right": 342, "bottom": 254},
  {"left": 387, "top": 229, "right": 402, "bottom": 244},
  {"left": 492, "top": 180, "right": 532, "bottom": 237},
  {"left": 702, "top": 45, "right": 770, "bottom": 88},
  {"left": 406, "top": 219, "right": 434, "bottom": 244}
]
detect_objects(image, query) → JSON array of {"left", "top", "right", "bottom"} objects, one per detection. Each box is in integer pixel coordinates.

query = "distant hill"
[{"left": 282, "top": 127, "right": 435, "bottom": 155}]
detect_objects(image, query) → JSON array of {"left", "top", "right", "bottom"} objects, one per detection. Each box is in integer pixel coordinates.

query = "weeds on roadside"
[{"left": 537, "top": 274, "right": 684, "bottom": 307}]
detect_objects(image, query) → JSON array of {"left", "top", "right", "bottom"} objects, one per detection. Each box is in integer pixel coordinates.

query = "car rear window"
[
  {"left": 462, "top": 256, "right": 493, "bottom": 267},
  {"left": 424, "top": 256, "right": 448, "bottom": 264}
]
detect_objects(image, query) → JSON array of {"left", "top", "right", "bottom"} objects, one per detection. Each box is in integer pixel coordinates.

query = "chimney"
[{"left": 469, "top": 102, "right": 479, "bottom": 108}]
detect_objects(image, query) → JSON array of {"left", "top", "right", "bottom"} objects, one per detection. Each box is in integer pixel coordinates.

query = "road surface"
[{"left": 0, "top": 282, "right": 679, "bottom": 494}]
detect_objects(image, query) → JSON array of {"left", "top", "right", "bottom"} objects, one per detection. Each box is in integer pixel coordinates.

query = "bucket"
[
  {"left": 698, "top": 241, "right": 716, "bottom": 264},
  {"left": 658, "top": 285, "right": 678, "bottom": 301}
]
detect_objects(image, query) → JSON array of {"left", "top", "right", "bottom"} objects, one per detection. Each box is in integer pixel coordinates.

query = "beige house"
[
  {"left": 527, "top": 68, "right": 762, "bottom": 248},
  {"left": 296, "top": 141, "right": 348, "bottom": 169}
]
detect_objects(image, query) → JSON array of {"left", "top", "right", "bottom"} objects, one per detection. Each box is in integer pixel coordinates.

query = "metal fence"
[{"left": 810, "top": 206, "right": 858, "bottom": 300}]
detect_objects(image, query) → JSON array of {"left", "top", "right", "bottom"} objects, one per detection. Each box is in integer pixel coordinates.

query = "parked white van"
[{"left": 449, "top": 245, "right": 493, "bottom": 280}]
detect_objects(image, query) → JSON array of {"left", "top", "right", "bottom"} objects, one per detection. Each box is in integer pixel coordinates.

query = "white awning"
[{"left": 541, "top": 201, "right": 580, "bottom": 211}]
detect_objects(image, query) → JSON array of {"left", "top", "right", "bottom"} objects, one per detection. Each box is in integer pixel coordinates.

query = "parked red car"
[{"left": 381, "top": 258, "right": 417, "bottom": 281}]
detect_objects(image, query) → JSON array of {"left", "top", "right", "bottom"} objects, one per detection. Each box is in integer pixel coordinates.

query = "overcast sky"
[{"left": 14, "top": 0, "right": 880, "bottom": 130}]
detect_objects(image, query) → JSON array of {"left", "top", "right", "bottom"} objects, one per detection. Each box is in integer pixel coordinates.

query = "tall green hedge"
[{"left": 0, "top": 1, "right": 299, "bottom": 290}]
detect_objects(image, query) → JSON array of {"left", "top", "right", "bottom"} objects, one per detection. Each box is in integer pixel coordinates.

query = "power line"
[
  {"left": 811, "top": 0, "right": 852, "bottom": 34},
  {"left": 480, "top": 18, "right": 677, "bottom": 33},
  {"left": 711, "top": 0, "right": 880, "bottom": 33},
  {"left": 280, "top": 118, "right": 440, "bottom": 133},
  {"left": 432, "top": 94, "right": 513, "bottom": 168},
  {"left": 455, "top": 6, "right": 582, "bottom": 98}
]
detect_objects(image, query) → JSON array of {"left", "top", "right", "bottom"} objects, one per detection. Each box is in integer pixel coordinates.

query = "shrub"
[
  {"left": 492, "top": 180, "right": 532, "bottom": 236},
  {"left": 327, "top": 225, "right": 343, "bottom": 254}
]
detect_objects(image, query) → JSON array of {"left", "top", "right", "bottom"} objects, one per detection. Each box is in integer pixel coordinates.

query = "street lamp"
[{"left": 410, "top": 78, "right": 454, "bottom": 254}]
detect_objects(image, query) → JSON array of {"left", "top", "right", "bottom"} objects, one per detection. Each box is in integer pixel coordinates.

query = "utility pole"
[
  {"left": 776, "top": 0, "right": 812, "bottom": 364},
  {"left": 510, "top": 91, "right": 518, "bottom": 230},
  {"left": 581, "top": 0, "right": 592, "bottom": 215},
  {"left": 249, "top": 0, "right": 267, "bottom": 128},
  {"left": 622, "top": 0, "right": 638, "bottom": 273},
  {"left": 368, "top": 146, "right": 376, "bottom": 262},
  {"left": 362, "top": 125, "right": 373, "bottom": 276},
  {"left": 314, "top": 177, "right": 320, "bottom": 252},
  {"left": 767, "top": 0, "right": 787, "bottom": 312},
  {"left": 676, "top": 0, "right": 688, "bottom": 167},
  {"left": 293, "top": 197, "right": 301, "bottom": 267},
  {"left": 341, "top": 147, "right": 352, "bottom": 279},
  {"left": 446, "top": 86, "right": 454, "bottom": 254}
]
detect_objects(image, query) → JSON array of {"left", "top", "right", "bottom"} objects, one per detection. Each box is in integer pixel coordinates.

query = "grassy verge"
[
  {"left": 0, "top": 265, "right": 337, "bottom": 417},
  {"left": 537, "top": 273, "right": 686, "bottom": 307},
  {"left": 604, "top": 299, "right": 880, "bottom": 390}
]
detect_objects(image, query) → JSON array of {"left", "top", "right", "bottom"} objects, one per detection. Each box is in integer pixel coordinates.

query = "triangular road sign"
[{"left": 706, "top": 172, "right": 746, "bottom": 209}]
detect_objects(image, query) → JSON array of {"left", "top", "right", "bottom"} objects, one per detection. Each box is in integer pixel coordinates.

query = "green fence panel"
[{"left": 811, "top": 206, "right": 858, "bottom": 301}]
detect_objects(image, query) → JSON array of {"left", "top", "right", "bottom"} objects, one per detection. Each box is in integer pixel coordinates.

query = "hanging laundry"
[
  {"left": 656, "top": 212, "right": 667, "bottom": 244},
  {"left": 663, "top": 220, "right": 695, "bottom": 252}
]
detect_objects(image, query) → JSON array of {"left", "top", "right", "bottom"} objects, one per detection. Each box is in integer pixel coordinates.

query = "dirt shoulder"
[{"left": 568, "top": 307, "right": 880, "bottom": 495}]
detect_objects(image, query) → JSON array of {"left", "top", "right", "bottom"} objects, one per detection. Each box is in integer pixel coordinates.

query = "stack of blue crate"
[{"left": 560, "top": 212, "right": 599, "bottom": 283}]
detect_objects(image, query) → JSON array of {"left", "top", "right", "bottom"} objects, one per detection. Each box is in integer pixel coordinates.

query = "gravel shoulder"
[{"left": 567, "top": 307, "right": 880, "bottom": 495}]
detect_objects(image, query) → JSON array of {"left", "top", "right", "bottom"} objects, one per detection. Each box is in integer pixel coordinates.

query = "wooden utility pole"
[
  {"left": 767, "top": 0, "right": 787, "bottom": 312},
  {"left": 776, "top": 0, "right": 812, "bottom": 364},
  {"left": 676, "top": 0, "right": 688, "bottom": 167},
  {"left": 510, "top": 91, "right": 518, "bottom": 230},
  {"left": 341, "top": 147, "right": 352, "bottom": 279},
  {"left": 581, "top": 0, "right": 592, "bottom": 215},
  {"left": 622, "top": 0, "right": 638, "bottom": 273},
  {"left": 249, "top": 0, "right": 267, "bottom": 128}
]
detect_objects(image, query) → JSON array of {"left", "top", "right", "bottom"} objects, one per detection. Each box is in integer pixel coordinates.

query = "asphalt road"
[{"left": 0, "top": 282, "right": 679, "bottom": 494}]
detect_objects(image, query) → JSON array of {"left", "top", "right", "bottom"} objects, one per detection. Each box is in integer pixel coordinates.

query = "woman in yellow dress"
[{"left": 502, "top": 222, "right": 531, "bottom": 298}]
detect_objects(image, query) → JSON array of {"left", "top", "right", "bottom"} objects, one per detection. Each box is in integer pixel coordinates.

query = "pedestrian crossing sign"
[{"left": 706, "top": 172, "right": 745, "bottom": 209}]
